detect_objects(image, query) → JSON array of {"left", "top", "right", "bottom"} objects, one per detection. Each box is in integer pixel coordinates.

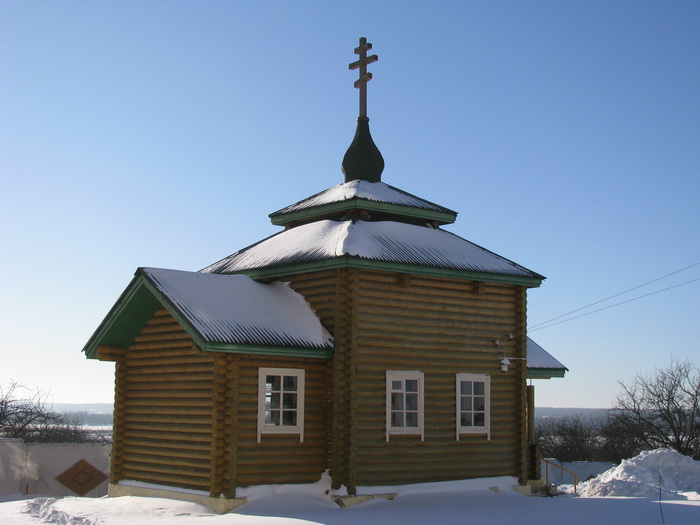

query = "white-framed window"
[
  {"left": 257, "top": 367, "right": 305, "bottom": 443},
  {"left": 456, "top": 373, "right": 490, "bottom": 440},
  {"left": 386, "top": 370, "right": 424, "bottom": 441}
]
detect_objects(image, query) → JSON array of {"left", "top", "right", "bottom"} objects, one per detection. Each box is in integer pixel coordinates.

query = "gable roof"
[
  {"left": 526, "top": 337, "right": 568, "bottom": 379},
  {"left": 82, "top": 267, "right": 333, "bottom": 360},
  {"left": 202, "top": 219, "right": 544, "bottom": 286},
  {"left": 269, "top": 180, "right": 457, "bottom": 226}
]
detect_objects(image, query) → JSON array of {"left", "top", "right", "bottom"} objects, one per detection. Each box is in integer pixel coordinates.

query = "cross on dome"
[{"left": 349, "top": 37, "right": 378, "bottom": 118}]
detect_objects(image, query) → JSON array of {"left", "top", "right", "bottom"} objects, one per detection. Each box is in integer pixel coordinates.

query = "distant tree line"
[
  {"left": 0, "top": 382, "right": 110, "bottom": 443},
  {"left": 537, "top": 360, "right": 700, "bottom": 463}
]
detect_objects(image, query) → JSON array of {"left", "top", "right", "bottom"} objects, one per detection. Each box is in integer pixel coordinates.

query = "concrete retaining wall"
[{"left": 0, "top": 439, "right": 110, "bottom": 497}]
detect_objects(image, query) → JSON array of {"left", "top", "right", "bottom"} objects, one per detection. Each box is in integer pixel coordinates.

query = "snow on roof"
[
  {"left": 202, "top": 220, "right": 542, "bottom": 280},
  {"left": 270, "top": 180, "right": 456, "bottom": 216},
  {"left": 526, "top": 337, "right": 567, "bottom": 370},
  {"left": 141, "top": 267, "right": 333, "bottom": 349}
]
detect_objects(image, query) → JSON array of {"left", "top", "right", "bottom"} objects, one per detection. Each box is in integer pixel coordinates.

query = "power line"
[
  {"left": 529, "top": 262, "right": 700, "bottom": 331},
  {"left": 529, "top": 276, "right": 700, "bottom": 333}
]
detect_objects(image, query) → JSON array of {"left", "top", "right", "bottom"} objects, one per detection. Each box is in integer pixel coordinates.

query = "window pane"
[
  {"left": 282, "top": 411, "right": 297, "bottom": 426},
  {"left": 283, "top": 393, "right": 297, "bottom": 409},
  {"left": 391, "top": 393, "right": 404, "bottom": 410},
  {"left": 405, "top": 379, "right": 418, "bottom": 392},
  {"left": 283, "top": 376, "right": 297, "bottom": 391},
  {"left": 474, "top": 382, "right": 485, "bottom": 395},
  {"left": 461, "top": 381, "right": 472, "bottom": 395},
  {"left": 474, "top": 413, "right": 485, "bottom": 427},
  {"left": 405, "top": 412, "right": 418, "bottom": 427},
  {"left": 266, "top": 410, "right": 280, "bottom": 425},
  {"left": 474, "top": 397, "right": 485, "bottom": 411},
  {"left": 266, "top": 375, "right": 281, "bottom": 391},
  {"left": 391, "top": 412, "right": 404, "bottom": 427},
  {"left": 461, "top": 397, "right": 472, "bottom": 411},
  {"left": 391, "top": 380, "right": 402, "bottom": 390},
  {"left": 267, "top": 392, "right": 280, "bottom": 409},
  {"left": 461, "top": 413, "right": 472, "bottom": 426},
  {"left": 405, "top": 393, "right": 418, "bottom": 410}
]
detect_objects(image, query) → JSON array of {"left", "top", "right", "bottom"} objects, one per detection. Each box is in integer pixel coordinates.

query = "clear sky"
[{"left": 1, "top": 1, "right": 699, "bottom": 408}]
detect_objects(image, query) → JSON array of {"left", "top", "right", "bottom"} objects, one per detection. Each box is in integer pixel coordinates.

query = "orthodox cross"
[{"left": 349, "top": 37, "right": 378, "bottom": 118}]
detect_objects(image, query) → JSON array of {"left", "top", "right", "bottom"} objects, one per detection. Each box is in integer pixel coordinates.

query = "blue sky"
[{"left": 1, "top": 2, "right": 699, "bottom": 407}]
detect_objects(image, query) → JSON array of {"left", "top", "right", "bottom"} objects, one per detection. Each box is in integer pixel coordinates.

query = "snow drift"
[{"left": 577, "top": 449, "right": 700, "bottom": 499}]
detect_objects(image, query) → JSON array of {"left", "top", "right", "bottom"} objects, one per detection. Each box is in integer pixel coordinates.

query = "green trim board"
[
  {"left": 526, "top": 369, "right": 567, "bottom": 379},
  {"left": 233, "top": 256, "right": 544, "bottom": 288},
  {"left": 82, "top": 269, "right": 334, "bottom": 361},
  {"left": 269, "top": 198, "right": 457, "bottom": 226}
]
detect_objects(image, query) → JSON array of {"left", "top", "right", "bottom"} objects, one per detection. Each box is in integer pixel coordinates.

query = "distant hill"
[
  {"left": 535, "top": 407, "right": 610, "bottom": 422},
  {"left": 52, "top": 403, "right": 113, "bottom": 414}
]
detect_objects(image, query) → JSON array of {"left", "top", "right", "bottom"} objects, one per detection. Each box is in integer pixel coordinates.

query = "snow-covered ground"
[{"left": 2, "top": 450, "right": 699, "bottom": 525}]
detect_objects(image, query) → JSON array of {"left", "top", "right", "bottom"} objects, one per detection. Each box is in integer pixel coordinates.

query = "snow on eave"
[
  {"left": 140, "top": 267, "right": 333, "bottom": 349},
  {"left": 526, "top": 337, "right": 567, "bottom": 370},
  {"left": 201, "top": 220, "right": 544, "bottom": 281},
  {"left": 269, "top": 180, "right": 457, "bottom": 216}
]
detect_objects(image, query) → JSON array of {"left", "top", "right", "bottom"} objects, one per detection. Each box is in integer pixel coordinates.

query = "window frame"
[
  {"left": 257, "top": 367, "right": 305, "bottom": 443},
  {"left": 385, "top": 370, "right": 425, "bottom": 442},
  {"left": 456, "top": 373, "right": 491, "bottom": 441}
]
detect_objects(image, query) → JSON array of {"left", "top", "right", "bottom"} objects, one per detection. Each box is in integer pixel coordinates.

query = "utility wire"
[
  {"left": 528, "top": 261, "right": 700, "bottom": 331},
  {"left": 528, "top": 277, "right": 700, "bottom": 333}
]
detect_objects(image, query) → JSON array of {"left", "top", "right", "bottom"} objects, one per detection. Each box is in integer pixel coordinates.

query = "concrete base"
[
  {"left": 511, "top": 484, "right": 532, "bottom": 496},
  {"left": 108, "top": 483, "right": 246, "bottom": 514},
  {"left": 331, "top": 492, "right": 397, "bottom": 508}
]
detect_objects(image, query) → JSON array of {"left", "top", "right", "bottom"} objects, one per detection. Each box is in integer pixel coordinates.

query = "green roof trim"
[
  {"left": 203, "top": 342, "right": 333, "bottom": 359},
  {"left": 269, "top": 198, "right": 457, "bottom": 226},
  {"left": 82, "top": 270, "right": 333, "bottom": 361},
  {"left": 82, "top": 275, "right": 161, "bottom": 359},
  {"left": 526, "top": 368, "right": 567, "bottom": 379},
  {"left": 234, "top": 256, "right": 544, "bottom": 288}
]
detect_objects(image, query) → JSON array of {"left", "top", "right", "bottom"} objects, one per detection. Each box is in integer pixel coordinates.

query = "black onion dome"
[{"left": 342, "top": 117, "right": 384, "bottom": 183}]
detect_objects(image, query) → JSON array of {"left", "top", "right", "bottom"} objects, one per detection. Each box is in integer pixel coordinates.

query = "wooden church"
[{"left": 83, "top": 38, "right": 566, "bottom": 511}]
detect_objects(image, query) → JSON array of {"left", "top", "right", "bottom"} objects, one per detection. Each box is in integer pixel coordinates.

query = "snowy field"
[{"left": 1, "top": 450, "right": 699, "bottom": 525}]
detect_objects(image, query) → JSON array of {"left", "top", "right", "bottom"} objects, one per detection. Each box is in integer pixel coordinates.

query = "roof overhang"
[
  {"left": 82, "top": 268, "right": 334, "bottom": 360},
  {"left": 232, "top": 256, "right": 544, "bottom": 288},
  {"left": 270, "top": 198, "right": 457, "bottom": 227}
]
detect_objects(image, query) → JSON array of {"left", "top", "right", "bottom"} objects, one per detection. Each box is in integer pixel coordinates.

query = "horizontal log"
[
  {"left": 120, "top": 466, "right": 210, "bottom": 486},
  {"left": 123, "top": 437, "right": 212, "bottom": 453},
  {"left": 124, "top": 372, "right": 213, "bottom": 383},
  {"left": 123, "top": 451, "right": 210, "bottom": 469},
  {"left": 128, "top": 340, "right": 198, "bottom": 352},
  {"left": 122, "top": 440, "right": 211, "bottom": 458},
  {"left": 125, "top": 413, "right": 211, "bottom": 425},
  {"left": 122, "top": 429, "right": 213, "bottom": 443},
  {"left": 124, "top": 382, "right": 213, "bottom": 393}
]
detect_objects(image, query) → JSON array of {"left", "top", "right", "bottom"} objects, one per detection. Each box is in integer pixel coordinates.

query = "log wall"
[
  {"left": 117, "top": 308, "right": 216, "bottom": 492},
  {"left": 349, "top": 270, "right": 528, "bottom": 486},
  {"left": 232, "top": 355, "right": 331, "bottom": 487}
]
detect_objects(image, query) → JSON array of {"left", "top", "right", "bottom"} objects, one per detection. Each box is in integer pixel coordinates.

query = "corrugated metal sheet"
[
  {"left": 201, "top": 220, "right": 543, "bottom": 280},
  {"left": 141, "top": 267, "right": 333, "bottom": 349},
  {"left": 270, "top": 180, "right": 456, "bottom": 216},
  {"left": 526, "top": 337, "right": 567, "bottom": 371}
]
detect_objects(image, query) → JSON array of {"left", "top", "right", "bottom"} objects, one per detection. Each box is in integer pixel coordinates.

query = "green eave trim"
[
  {"left": 269, "top": 198, "right": 457, "bottom": 226},
  {"left": 526, "top": 368, "right": 567, "bottom": 379},
  {"left": 83, "top": 270, "right": 335, "bottom": 361},
  {"left": 204, "top": 342, "right": 333, "bottom": 359},
  {"left": 234, "top": 256, "right": 543, "bottom": 288},
  {"left": 82, "top": 277, "right": 161, "bottom": 360}
]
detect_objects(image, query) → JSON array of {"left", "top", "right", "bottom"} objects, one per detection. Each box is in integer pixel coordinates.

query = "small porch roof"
[
  {"left": 82, "top": 267, "right": 334, "bottom": 360},
  {"left": 526, "top": 337, "right": 568, "bottom": 379}
]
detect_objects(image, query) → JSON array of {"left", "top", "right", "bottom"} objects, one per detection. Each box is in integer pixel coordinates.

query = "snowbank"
[{"left": 577, "top": 449, "right": 700, "bottom": 499}]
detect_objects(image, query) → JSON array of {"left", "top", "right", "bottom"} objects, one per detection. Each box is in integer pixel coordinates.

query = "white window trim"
[
  {"left": 257, "top": 367, "right": 305, "bottom": 443},
  {"left": 456, "top": 373, "right": 491, "bottom": 441},
  {"left": 385, "top": 370, "right": 425, "bottom": 442}
]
